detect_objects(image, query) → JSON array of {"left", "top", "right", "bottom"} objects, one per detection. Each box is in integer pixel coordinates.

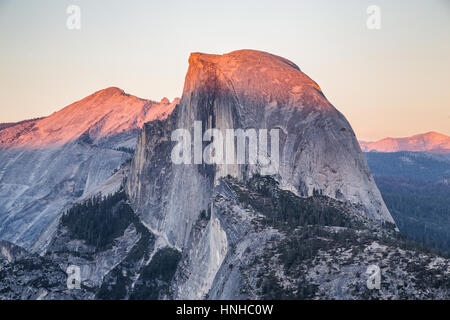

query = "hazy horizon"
[{"left": 1, "top": 0, "right": 449, "bottom": 141}]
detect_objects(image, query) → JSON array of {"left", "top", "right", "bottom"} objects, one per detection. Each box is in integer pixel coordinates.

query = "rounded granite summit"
[
  {"left": 127, "top": 49, "right": 395, "bottom": 257},
  {"left": 185, "top": 49, "right": 324, "bottom": 107}
]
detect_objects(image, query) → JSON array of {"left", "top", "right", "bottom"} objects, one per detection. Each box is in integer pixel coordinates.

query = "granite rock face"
[
  {"left": 124, "top": 49, "right": 396, "bottom": 299},
  {"left": 127, "top": 49, "right": 394, "bottom": 252},
  {"left": 0, "top": 240, "right": 28, "bottom": 263}
]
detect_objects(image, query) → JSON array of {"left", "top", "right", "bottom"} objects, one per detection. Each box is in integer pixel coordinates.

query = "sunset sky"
[{"left": 0, "top": 0, "right": 449, "bottom": 141}]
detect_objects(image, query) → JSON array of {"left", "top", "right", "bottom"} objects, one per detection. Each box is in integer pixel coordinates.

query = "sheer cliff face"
[{"left": 127, "top": 49, "right": 394, "bottom": 255}]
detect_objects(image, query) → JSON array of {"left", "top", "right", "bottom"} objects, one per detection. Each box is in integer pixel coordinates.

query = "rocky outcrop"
[
  {"left": 0, "top": 240, "right": 92, "bottom": 300},
  {"left": 0, "top": 240, "right": 28, "bottom": 263}
]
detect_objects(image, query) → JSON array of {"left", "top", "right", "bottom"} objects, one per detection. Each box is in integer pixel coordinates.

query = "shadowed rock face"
[{"left": 127, "top": 49, "right": 394, "bottom": 256}]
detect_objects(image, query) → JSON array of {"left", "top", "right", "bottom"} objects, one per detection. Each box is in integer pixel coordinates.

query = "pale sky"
[{"left": 0, "top": 0, "right": 449, "bottom": 141}]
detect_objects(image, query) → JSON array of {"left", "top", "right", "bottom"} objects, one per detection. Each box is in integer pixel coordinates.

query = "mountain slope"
[
  {"left": 0, "top": 87, "right": 178, "bottom": 149},
  {"left": 127, "top": 50, "right": 393, "bottom": 256},
  {"left": 0, "top": 88, "right": 178, "bottom": 249},
  {"left": 360, "top": 132, "right": 450, "bottom": 154},
  {"left": 1, "top": 176, "right": 448, "bottom": 300},
  {"left": 206, "top": 176, "right": 449, "bottom": 300}
]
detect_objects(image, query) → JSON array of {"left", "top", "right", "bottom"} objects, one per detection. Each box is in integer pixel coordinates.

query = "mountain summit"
[
  {"left": 0, "top": 87, "right": 178, "bottom": 149},
  {"left": 360, "top": 131, "right": 450, "bottom": 154},
  {"left": 185, "top": 50, "right": 323, "bottom": 103}
]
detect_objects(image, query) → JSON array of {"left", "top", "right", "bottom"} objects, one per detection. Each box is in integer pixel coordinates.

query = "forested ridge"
[{"left": 61, "top": 190, "right": 134, "bottom": 250}]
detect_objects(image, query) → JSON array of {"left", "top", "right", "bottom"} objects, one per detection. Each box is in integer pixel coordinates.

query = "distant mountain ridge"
[{"left": 359, "top": 132, "right": 450, "bottom": 154}]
